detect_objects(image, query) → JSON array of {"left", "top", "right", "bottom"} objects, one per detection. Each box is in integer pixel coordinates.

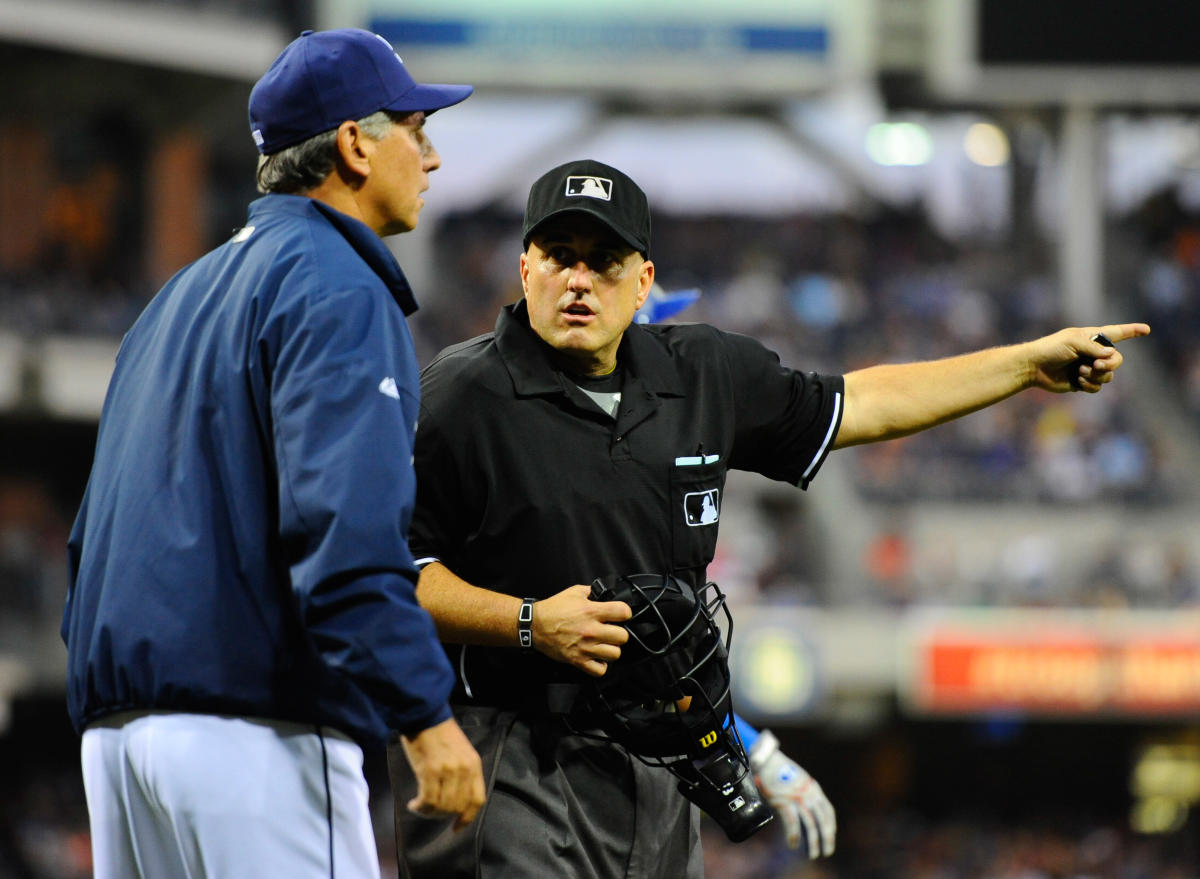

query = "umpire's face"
[{"left": 521, "top": 215, "right": 653, "bottom": 376}]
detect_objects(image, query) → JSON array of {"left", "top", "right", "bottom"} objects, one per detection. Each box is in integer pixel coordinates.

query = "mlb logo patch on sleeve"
[
  {"left": 565, "top": 176, "right": 613, "bottom": 201},
  {"left": 684, "top": 489, "right": 720, "bottom": 526}
]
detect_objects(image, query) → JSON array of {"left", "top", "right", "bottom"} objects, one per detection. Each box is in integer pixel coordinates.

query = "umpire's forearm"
[
  {"left": 834, "top": 342, "right": 1033, "bottom": 448},
  {"left": 416, "top": 561, "right": 525, "bottom": 646}
]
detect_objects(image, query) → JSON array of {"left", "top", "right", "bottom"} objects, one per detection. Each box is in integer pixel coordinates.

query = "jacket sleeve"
[{"left": 266, "top": 268, "right": 452, "bottom": 735}]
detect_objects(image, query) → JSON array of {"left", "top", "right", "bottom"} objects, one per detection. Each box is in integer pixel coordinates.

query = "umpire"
[
  {"left": 390, "top": 160, "right": 848, "bottom": 878},
  {"left": 62, "top": 29, "right": 484, "bottom": 879},
  {"left": 388, "top": 158, "right": 1150, "bottom": 878}
]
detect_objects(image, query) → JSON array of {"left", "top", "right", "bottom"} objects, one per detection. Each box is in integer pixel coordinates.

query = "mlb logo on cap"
[
  {"left": 565, "top": 176, "right": 613, "bottom": 201},
  {"left": 522, "top": 159, "right": 651, "bottom": 256}
]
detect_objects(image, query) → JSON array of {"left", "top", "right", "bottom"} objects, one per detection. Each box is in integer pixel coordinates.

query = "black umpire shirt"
[{"left": 409, "top": 299, "right": 844, "bottom": 706}]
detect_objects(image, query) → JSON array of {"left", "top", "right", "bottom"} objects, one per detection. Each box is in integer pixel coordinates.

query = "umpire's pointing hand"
[
  {"left": 530, "top": 584, "right": 631, "bottom": 676},
  {"left": 1030, "top": 322, "right": 1151, "bottom": 393},
  {"left": 401, "top": 717, "right": 486, "bottom": 830}
]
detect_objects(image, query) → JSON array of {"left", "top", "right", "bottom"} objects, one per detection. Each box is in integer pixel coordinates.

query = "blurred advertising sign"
[
  {"left": 902, "top": 610, "right": 1200, "bottom": 717},
  {"left": 320, "top": 0, "right": 871, "bottom": 97},
  {"left": 731, "top": 624, "right": 823, "bottom": 720},
  {"left": 728, "top": 607, "right": 900, "bottom": 723}
]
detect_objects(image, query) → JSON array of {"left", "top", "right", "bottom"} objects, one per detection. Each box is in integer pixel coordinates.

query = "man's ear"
[
  {"left": 635, "top": 258, "right": 655, "bottom": 310},
  {"left": 334, "top": 120, "right": 372, "bottom": 181},
  {"left": 519, "top": 250, "right": 530, "bottom": 296}
]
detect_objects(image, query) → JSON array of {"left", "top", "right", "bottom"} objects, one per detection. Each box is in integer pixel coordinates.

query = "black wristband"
[{"left": 518, "top": 598, "right": 535, "bottom": 649}]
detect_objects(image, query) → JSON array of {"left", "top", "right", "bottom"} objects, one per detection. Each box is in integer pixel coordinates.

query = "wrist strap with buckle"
[{"left": 518, "top": 598, "right": 535, "bottom": 649}]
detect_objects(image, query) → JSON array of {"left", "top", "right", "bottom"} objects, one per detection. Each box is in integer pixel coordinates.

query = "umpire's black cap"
[{"left": 522, "top": 159, "right": 651, "bottom": 257}]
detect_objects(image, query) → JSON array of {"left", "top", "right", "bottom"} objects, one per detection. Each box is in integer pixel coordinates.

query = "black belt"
[{"left": 454, "top": 680, "right": 583, "bottom": 716}]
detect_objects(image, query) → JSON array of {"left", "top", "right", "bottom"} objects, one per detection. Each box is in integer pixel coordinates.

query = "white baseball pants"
[{"left": 81, "top": 711, "right": 381, "bottom": 879}]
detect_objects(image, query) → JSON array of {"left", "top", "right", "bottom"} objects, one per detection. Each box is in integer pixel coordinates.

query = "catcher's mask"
[{"left": 573, "top": 573, "right": 773, "bottom": 843}]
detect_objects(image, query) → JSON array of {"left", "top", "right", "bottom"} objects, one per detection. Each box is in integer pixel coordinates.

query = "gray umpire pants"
[{"left": 388, "top": 705, "right": 704, "bottom": 879}]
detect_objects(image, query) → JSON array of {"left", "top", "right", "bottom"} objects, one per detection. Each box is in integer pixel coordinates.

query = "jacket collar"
[
  {"left": 494, "top": 300, "right": 684, "bottom": 399},
  {"left": 248, "top": 195, "right": 419, "bottom": 316}
]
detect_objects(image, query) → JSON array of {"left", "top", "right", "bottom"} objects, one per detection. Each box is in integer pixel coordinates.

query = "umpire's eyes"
[
  {"left": 590, "top": 251, "right": 622, "bottom": 273},
  {"left": 546, "top": 247, "right": 622, "bottom": 275},
  {"left": 544, "top": 246, "right": 572, "bottom": 267}
]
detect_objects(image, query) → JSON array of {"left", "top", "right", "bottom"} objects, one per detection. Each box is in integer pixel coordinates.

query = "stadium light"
[
  {"left": 964, "top": 122, "right": 1010, "bottom": 167},
  {"left": 865, "top": 122, "right": 933, "bottom": 167}
]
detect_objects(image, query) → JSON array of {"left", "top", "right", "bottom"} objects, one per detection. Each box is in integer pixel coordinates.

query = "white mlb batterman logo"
[
  {"left": 565, "top": 175, "right": 613, "bottom": 201},
  {"left": 683, "top": 489, "right": 720, "bottom": 526}
]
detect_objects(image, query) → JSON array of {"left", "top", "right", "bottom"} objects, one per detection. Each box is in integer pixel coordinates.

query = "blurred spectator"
[
  {"left": 1124, "top": 189, "right": 1200, "bottom": 426},
  {"left": 863, "top": 520, "right": 915, "bottom": 608},
  {"left": 0, "top": 478, "right": 69, "bottom": 633},
  {"left": 38, "top": 112, "right": 144, "bottom": 293},
  {"left": 754, "top": 492, "right": 828, "bottom": 605},
  {"left": 1163, "top": 543, "right": 1200, "bottom": 606},
  {"left": 3, "top": 772, "right": 92, "bottom": 879},
  {"left": 1079, "top": 547, "right": 1137, "bottom": 609},
  {"left": 719, "top": 248, "right": 789, "bottom": 336},
  {"left": 997, "top": 533, "right": 1061, "bottom": 607}
]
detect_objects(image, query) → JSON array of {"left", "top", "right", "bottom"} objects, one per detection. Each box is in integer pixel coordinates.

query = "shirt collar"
[
  {"left": 494, "top": 300, "right": 684, "bottom": 398},
  {"left": 248, "top": 195, "right": 419, "bottom": 316}
]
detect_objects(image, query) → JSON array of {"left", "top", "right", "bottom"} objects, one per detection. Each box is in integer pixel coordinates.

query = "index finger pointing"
[{"left": 1099, "top": 323, "right": 1151, "bottom": 344}]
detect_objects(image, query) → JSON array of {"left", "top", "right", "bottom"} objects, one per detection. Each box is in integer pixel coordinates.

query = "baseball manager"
[{"left": 62, "top": 28, "right": 484, "bottom": 879}]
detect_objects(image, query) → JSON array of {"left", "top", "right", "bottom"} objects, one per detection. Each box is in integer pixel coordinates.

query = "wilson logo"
[{"left": 698, "top": 730, "right": 718, "bottom": 748}]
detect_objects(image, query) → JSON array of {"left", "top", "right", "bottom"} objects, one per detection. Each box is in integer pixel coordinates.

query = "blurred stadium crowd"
[{"left": 4, "top": 196, "right": 1200, "bottom": 635}]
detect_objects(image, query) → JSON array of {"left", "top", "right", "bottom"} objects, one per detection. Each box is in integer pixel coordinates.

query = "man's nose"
[{"left": 567, "top": 261, "right": 593, "bottom": 291}]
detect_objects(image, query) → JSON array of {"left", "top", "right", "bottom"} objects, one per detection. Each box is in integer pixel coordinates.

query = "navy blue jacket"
[{"left": 62, "top": 194, "right": 453, "bottom": 746}]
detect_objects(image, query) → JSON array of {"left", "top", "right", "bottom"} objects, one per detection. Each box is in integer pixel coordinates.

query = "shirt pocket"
[{"left": 669, "top": 457, "right": 726, "bottom": 571}]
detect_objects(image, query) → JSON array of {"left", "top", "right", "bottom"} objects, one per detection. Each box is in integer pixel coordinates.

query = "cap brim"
[
  {"left": 387, "top": 83, "right": 474, "bottom": 114},
  {"left": 524, "top": 207, "right": 648, "bottom": 255}
]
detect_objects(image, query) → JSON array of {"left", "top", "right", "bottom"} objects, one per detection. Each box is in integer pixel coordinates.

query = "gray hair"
[{"left": 255, "top": 110, "right": 402, "bottom": 195}]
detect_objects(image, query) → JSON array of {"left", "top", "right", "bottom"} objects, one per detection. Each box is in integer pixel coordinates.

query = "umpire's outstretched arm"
[{"left": 834, "top": 322, "right": 1151, "bottom": 449}]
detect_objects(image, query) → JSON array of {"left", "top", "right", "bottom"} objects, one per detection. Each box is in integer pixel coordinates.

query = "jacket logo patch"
[
  {"left": 684, "top": 489, "right": 720, "bottom": 526},
  {"left": 564, "top": 175, "right": 612, "bottom": 201},
  {"left": 378, "top": 377, "right": 401, "bottom": 400}
]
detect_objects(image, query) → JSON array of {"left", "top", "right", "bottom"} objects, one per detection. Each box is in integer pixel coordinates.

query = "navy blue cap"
[
  {"left": 249, "top": 28, "right": 473, "bottom": 155},
  {"left": 522, "top": 159, "right": 651, "bottom": 257}
]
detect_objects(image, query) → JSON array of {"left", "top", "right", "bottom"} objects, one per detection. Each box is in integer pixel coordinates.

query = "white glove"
[{"left": 748, "top": 729, "right": 836, "bottom": 858}]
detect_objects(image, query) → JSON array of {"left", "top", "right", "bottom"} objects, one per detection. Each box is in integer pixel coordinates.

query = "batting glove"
[{"left": 748, "top": 729, "right": 836, "bottom": 858}]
